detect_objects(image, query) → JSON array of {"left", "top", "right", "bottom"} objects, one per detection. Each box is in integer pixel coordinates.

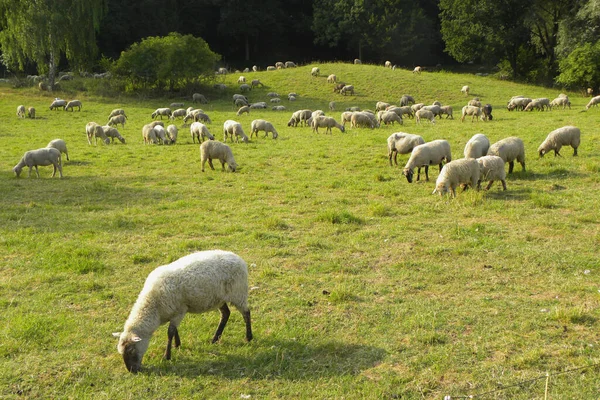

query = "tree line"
[{"left": 0, "top": 0, "right": 598, "bottom": 90}]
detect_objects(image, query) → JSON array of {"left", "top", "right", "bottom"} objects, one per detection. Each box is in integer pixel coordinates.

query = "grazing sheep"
[
  {"left": 266, "top": 66, "right": 276, "bottom": 71},
  {"left": 340, "top": 85, "right": 355, "bottom": 96},
  {"left": 167, "top": 125, "right": 178, "bottom": 144},
  {"left": 507, "top": 97, "right": 532, "bottom": 111},
  {"left": 65, "top": 100, "right": 82, "bottom": 111},
  {"left": 252, "top": 65, "right": 258, "bottom": 72},
  {"left": 481, "top": 104, "right": 493, "bottom": 121},
  {"left": 432, "top": 158, "right": 480, "bottom": 197},
  {"left": 487, "top": 137, "right": 526, "bottom": 173},
  {"left": 153, "top": 125, "right": 170, "bottom": 145},
  {"left": 113, "top": 250, "right": 251, "bottom": 372},
  {"left": 250, "top": 119, "right": 278, "bottom": 139},
  {"left": 237, "top": 76, "right": 246, "bottom": 84},
  {"left": 376, "top": 101, "right": 390, "bottom": 111},
  {"left": 170, "top": 102, "right": 184, "bottom": 109},
  {"left": 232, "top": 94, "right": 248, "bottom": 103},
  {"left": 266, "top": 92, "right": 279, "bottom": 98},
  {"left": 86, "top": 122, "right": 110, "bottom": 145},
  {"left": 151, "top": 108, "right": 172, "bottom": 120},
  {"left": 587, "top": 87, "right": 594, "bottom": 96},
  {"left": 380, "top": 111, "right": 403, "bottom": 125},
  {"left": 223, "top": 120, "right": 249, "bottom": 143},
  {"left": 142, "top": 124, "right": 158, "bottom": 145},
  {"left": 200, "top": 141, "right": 238, "bottom": 172},
  {"left": 440, "top": 105, "right": 453, "bottom": 119},
  {"left": 275, "top": 61, "right": 285, "bottom": 69},
  {"left": 312, "top": 116, "right": 346, "bottom": 134},
  {"left": 354, "top": 58, "right": 362, "bottom": 64},
  {"left": 327, "top": 74, "right": 337, "bottom": 83},
  {"left": 333, "top": 82, "right": 347, "bottom": 93},
  {"left": 411, "top": 103, "right": 424, "bottom": 113},
  {"left": 108, "top": 109, "right": 127, "bottom": 120},
  {"left": 329, "top": 102, "right": 335, "bottom": 111},
  {"left": 402, "top": 140, "right": 452, "bottom": 183},
  {"left": 422, "top": 105, "right": 442, "bottom": 118},
  {"left": 385, "top": 60, "right": 392, "bottom": 68},
  {"left": 550, "top": 96, "right": 571, "bottom": 110},
  {"left": 585, "top": 95, "right": 600, "bottom": 109},
  {"left": 351, "top": 112, "right": 377, "bottom": 129},
  {"left": 239, "top": 84, "right": 251, "bottom": 92},
  {"left": 49, "top": 99, "right": 67, "bottom": 111},
  {"left": 311, "top": 67, "right": 320, "bottom": 77},
  {"left": 190, "top": 122, "right": 214, "bottom": 143},
  {"left": 217, "top": 67, "right": 228, "bottom": 75},
  {"left": 46, "top": 139, "right": 69, "bottom": 161},
  {"left": 346, "top": 106, "right": 361, "bottom": 112},
  {"left": 102, "top": 126, "right": 126, "bottom": 144},
  {"left": 400, "top": 95, "right": 415, "bottom": 106},
  {"left": 214, "top": 83, "right": 227, "bottom": 91},
  {"left": 461, "top": 106, "right": 484, "bottom": 122},
  {"left": 271, "top": 105, "right": 285, "bottom": 111},
  {"left": 108, "top": 114, "right": 127, "bottom": 128},
  {"left": 464, "top": 133, "right": 490, "bottom": 159},
  {"left": 170, "top": 108, "right": 187, "bottom": 120},
  {"left": 412, "top": 66, "right": 422, "bottom": 74},
  {"left": 387, "top": 106, "right": 413, "bottom": 119},
  {"left": 468, "top": 99, "right": 482, "bottom": 108},
  {"left": 415, "top": 109, "right": 435, "bottom": 124},
  {"left": 236, "top": 105, "right": 251, "bottom": 116},
  {"left": 250, "top": 102, "right": 268, "bottom": 109},
  {"left": 251, "top": 79, "right": 263, "bottom": 88},
  {"left": 538, "top": 126, "right": 580, "bottom": 157},
  {"left": 39, "top": 82, "right": 48, "bottom": 91},
  {"left": 285, "top": 61, "right": 296, "bottom": 68},
  {"left": 192, "top": 93, "right": 208, "bottom": 104},
  {"left": 477, "top": 155, "right": 507, "bottom": 191},
  {"left": 306, "top": 110, "right": 325, "bottom": 127},
  {"left": 461, "top": 85, "right": 470, "bottom": 95},
  {"left": 149, "top": 121, "right": 164, "bottom": 128},
  {"left": 13, "top": 147, "right": 63, "bottom": 178},
  {"left": 271, "top": 98, "right": 282, "bottom": 103},
  {"left": 17, "top": 105, "right": 26, "bottom": 118},
  {"left": 387, "top": 132, "right": 425, "bottom": 166}
]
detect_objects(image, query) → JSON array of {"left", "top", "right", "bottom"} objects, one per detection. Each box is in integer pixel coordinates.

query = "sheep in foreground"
[
  {"left": 487, "top": 137, "right": 526, "bottom": 173},
  {"left": 585, "top": 95, "right": 600, "bottom": 109},
  {"left": 108, "top": 114, "right": 127, "bottom": 129},
  {"left": 312, "top": 116, "right": 345, "bottom": 134},
  {"left": 250, "top": 119, "right": 278, "bottom": 139},
  {"left": 477, "top": 155, "right": 507, "bottom": 191},
  {"left": 190, "top": 122, "right": 214, "bottom": 143},
  {"left": 108, "top": 109, "right": 127, "bottom": 120},
  {"left": 113, "top": 250, "right": 252, "bottom": 372},
  {"left": 223, "top": 120, "right": 249, "bottom": 143},
  {"left": 86, "top": 122, "right": 110, "bottom": 145},
  {"left": 311, "top": 67, "right": 320, "bottom": 77},
  {"left": 46, "top": 139, "right": 69, "bottom": 161},
  {"left": 151, "top": 108, "right": 172, "bottom": 120},
  {"left": 192, "top": 93, "right": 208, "bottom": 104},
  {"left": 102, "top": 126, "right": 126, "bottom": 144},
  {"left": 167, "top": 125, "right": 178, "bottom": 144},
  {"left": 200, "top": 141, "right": 238, "bottom": 172},
  {"left": 415, "top": 109, "right": 435, "bottom": 124},
  {"left": 49, "top": 99, "right": 67, "bottom": 110},
  {"left": 461, "top": 106, "right": 484, "bottom": 122},
  {"left": 65, "top": 100, "right": 82, "bottom": 111},
  {"left": 464, "top": 133, "right": 490, "bottom": 159},
  {"left": 13, "top": 147, "right": 63, "bottom": 178},
  {"left": 387, "top": 132, "right": 425, "bottom": 166},
  {"left": 432, "top": 158, "right": 480, "bottom": 197},
  {"left": 461, "top": 85, "right": 470, "bottom": 95},
  {"left": 402, "top": 140, "right": 452, "bottom": 183},
  {"left": 17, "top": 105, "right": 26, "bottom": 118},
  {"left": 538, "top": 126, "right": 580, "bottom": 157}
]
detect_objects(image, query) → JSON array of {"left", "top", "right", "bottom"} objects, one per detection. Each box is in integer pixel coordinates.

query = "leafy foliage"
[{"left": 556, "top": 42, "right": 600, "bottom": 89}]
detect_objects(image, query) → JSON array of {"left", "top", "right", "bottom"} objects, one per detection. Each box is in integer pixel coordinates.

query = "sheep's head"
[
  {"left": 113, "top": 331, "right": 148, "bottom": 373},
  {"left": 13, "top": 165, "right": 22, "bottom": 177},
  {"left": 403, "top": 168, "right": 414, "bottom": 183}
]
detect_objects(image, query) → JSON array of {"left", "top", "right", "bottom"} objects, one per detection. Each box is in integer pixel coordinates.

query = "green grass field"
[{"left": 1, "top": 63, "right": 599, "bottom": 399}]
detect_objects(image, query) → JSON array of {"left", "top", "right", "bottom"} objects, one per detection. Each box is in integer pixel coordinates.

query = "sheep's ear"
[{"left": 112, "top": 332, "right": 122, "bottom": 338}]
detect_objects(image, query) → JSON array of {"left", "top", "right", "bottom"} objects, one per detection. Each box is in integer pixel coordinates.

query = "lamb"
[
  {"left": 65, "top": 100, "right": 82, "bottom": 111},
  {"left": 27, "top": 107, "right": 36, "bottom": 119},
  {"left": 142, "top": 124, "right": 158, "bottom": 145},
  {"left": 550, "top": 96, "right": 571, "bottom": 110},
  {"left": 17, "top": 105, "right": 26, "bottom": 118},
  {"left": 102, "top": 126, "right": 126, "bottom": 144},
  {"left": 415, "top": 109, "right": 435, "bottom": 124},
  {"left": 439, "top": 105, "right": 453, "bottom": 119},
  {"left": 108, "top": 109, "right": 127, "bottom": 120},
  {"left": 387, "top": 132, "right": 425, "bottom": 166},
  {"left": 413, "top": 66, "right": 422, "bottom": 74},
  {"left": 170, "top": 108, "right": 187, "bottom": 120},
  {"left": 432, "top": 158, "right": 480, "bottom": 197},
  {"left": 49, "top": 99, "right": 67, "bottom": 111},
  {"left": 151, "top": 108, "right": 172, "bottom": 120},
  {"left": 223, "top": 120, "right": 249, "bottom": 143},
  {"left": 46, "top": 139, "right": 70, "bottom": 161},
  {"left": 461, "top": 85, "right": 470, "bottom": 95},
  {"left": 340, "top": 85, "right": 355, "bottom": 96},
  {"left": 482, "top": 104, "right": 493, "bottom": 121},
  {"left": 538, "top": 125, "right": 580, "bottom": 157},
  {"left": 250, "top": 119, "right": 278, "bottom": 139},
  {"left": 460, "top": 106, "right": 484, "bottom": 122},
  {"left": 113, "top": 250, "right": 251, "bottom": 372},
  {"left": 108, "top": 114, "right": 127, "bottom": 128},
  {"left": 251, "top": 79, "right": 263, "bottom": 88},
  {"left": 327, "top": 74, "right": 337, "bottom": 83},
  {"left": 167, "top": 125, "right": 178, "bottom": 144},
  {"left": 192, "top": 93, "right": 208, "bottom": 104},
  {"left": 190, "top": 122, "right": 214, "bottom": 143},
  {"left": 380, "top": 111, "right": 403, "bottom": 125},
  {"left": 402, "top": 140, "right": 452, "bottom": 183},
  {"left": 311, "top": 67, "right": 320, "bottom": 77},
  {"left": 585, "top": 95, "right": 600, "bottom": 109},
  {"left": 477, "top": 155, "right": 507, "bottom": 191},
  {"left": 200, "top": 141, "right": 238, "bottom": 172},
  {"left": 13, "top": 147, "right": 63, "bottom": 178},
  {"left": 312, "top": 116, "right": 345, "bottom": 134},
  {"left": 236, "top": 105, "right": 251, "bottom": 116},
  {"left": 86, "top": 122, "right": 110, "bottom": 145},
  {"left": 487, "top": 137, "right": 526, "bottom": 173},
  {"left": 463, "top": 133, "right": 490, "bottom": 159}
]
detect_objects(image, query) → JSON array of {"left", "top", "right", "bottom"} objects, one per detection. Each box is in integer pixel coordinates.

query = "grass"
[{"left": 1, "top": 62, "right": 599, "bottom": 399}]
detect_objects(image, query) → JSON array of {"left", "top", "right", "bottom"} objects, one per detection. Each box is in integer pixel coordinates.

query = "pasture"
[{"left": 0, "top": 63, "right": 599, "bottom": 399}]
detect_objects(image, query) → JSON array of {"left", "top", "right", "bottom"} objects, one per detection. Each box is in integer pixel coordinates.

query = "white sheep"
[
  {"left": 311, "top": 116, "right": 345, "bottom": 134},
  {"left": 46, "top": 139, "right": 69, "bottom": 161},
  {"left": 340, "top": 85, "right": 355, "bottom": 96},
  {"left": 170, "top": 108, "right": 187, "bottom": 120},
  {"left": 538, "top": 126, "right": 580, "bottom": 157},
  {"left": 192, "top": 112, "right": 212, "bottom": 124},
  {"left": 250, "top": 119, "right": 278, "bottom": 139},
  {"left": 467, "top": 99, "right": 481, "bottom": 108},
  {"left": 192, "top": 93, "right": 208, "bottom": 104},
  {"left": 65, "top": 100, "right": 82, "bottom": 111},
  {"left": 411, "top": 103, "right": 424, "bottom": 113},
  {"left": 460, "top": 106, "right": 484, "bottom": 122},
  {"left": 415, "top": 109, "right": 435, "bottom": 124},
  {"left": 477, "top": 155, "right": 507, "bottom": 191},
  {"left": 327, "top": 74, "right": 337, "bottom": 83},
  {"left": 385, "top": 60, "right": 392, "bottom": 68},
  {"left": 223, "top": 120, "right": 249, "bottom": 143},
  {"left": 151, "top": 108, "right": 172, "bottom": 120},
  {"left": 272, "top": 105, "right": 286, "bottom": 111},
  {"left": 293, "top": 109, "right": 312, "bottom": 126},
  {"left": 236, "top": 105, "right": 251, "bottom": 116},
  {"left": 270, "top": 98, "right": 281, "bottom": 103},
  {"left": 351, "top": 112, "right": 377, "bottom": 129},
  {"left": 387, "top": 132, "right": 425, "bottom": 166},
  {"left": 217, "top": 67, "right": 228, "bottom": 75},
  {"left": 412, "top": 66, "right": 422, "bottom": 74},
  {"left": 267, "top": 92, "right": 279, "bottom": 98},
  {"left": 328, "top": 102, "right": 335, "bottom": 111},
  {"left": 27, "top": 107, "right": 36, "bottom": 119},
  {"left": 507, "top": 97, "right": 532, "bottom": 111},
  {"left": 250, "top": 102, "right": 268, "bottom": 109},
  {"left": 275, "top": 61, "right": 285, "bottom": 69},
  {"left": 142, "top": 124, "right": 158, "bottom": 145},
  {"left": 214, "top": 83, "right": 227, "bottom": 91},
  {"left": 400, "top": 95, "right": 415, "bottom": 106},
  {"left": 285, "top": 61, "right": 296, "bottom": 68},
  {"left": 190, "top": 122, "right": 214, "bottom": 143},
  {"left": 49, "top": 99, "right": 67, "bottom": 111},
  {"left": 153, "top": 125, "right": 170, "bottom": 145},
  {"left": 86, "top": 122, "right": 110, "bottom": 145},
  {"left": 461, "top": 85, "right": 470, "bottom": 95},
  {"left": 439, "top": 105, "right": 453, "bottom": 119},
  {"left": 464, "top": 133, "right": 490, "bottom": 159},
  {"left": 234, "top": 98, "right": 249, "bottom": 108},
  {"left": 108, "top": 114, "right": 127, "bottom": 128},
  {"left": 113, "top": 250, "right": 251, "bottom": 372},
  {"left": 251, "top": 79, "right": 263, "bottom": 88},
  {"left": 380, "top": 111, "right": 403, "bottom": 125},
  {"left": 102, "top": 126, "right": 126, "bottom": 144},
  {"left": 252, "top": 65, "right": 258, "bottom": 72},
  {"left": 422, "top": 105, "right": 442, "bottom": 118},
  {"left": 167, "top": 125, "right": 178, "bottom": 144},
  {"left": 487, "top": 137, "right": 526, "bottom": 173},
  {"left": 432, "top": 158, "right": 480, "bottom": 197},
  {"left": 311, "top": 67, "right": 320, "bottom": 77},
  {"left": 354, "top": 58, "right": 362, "bottom": 64},
  {"left": 550, "top": 96, "right": 571, "bottom": 110},
  {"left": 237, "top": 76, "right": 246, "bottom": 84},
  {"left": 200, "top": 141, "right": 238, "bottom": 172},
  {"left": 585, "top": 95, "right": 600, "bottom": 109},
  {"left": 386, "top": 106, "right": 413, "bottom": 119},
  {"left": 376, "top": 101, "right": 390, "bottom": 111},
  {"left": 13, "top": 147, "right": 63, "bottom": 178},
  {"left": 402, "top": 140, "right": 452, "bottom": 183},
  {"left": 266, "top": 66, "right": 276, "bottom": 71},
  {"left": 17, "top": 105, "right": 26, "bottom": 118},
  {"left": 524, "top": 98, "right": 548, "bottom": 111},
  {"left": 239, "top": 84, "right": 251, "bottom": 92},
  {"left": 108, "top": 109, "right": 128, "bottom": 120}
]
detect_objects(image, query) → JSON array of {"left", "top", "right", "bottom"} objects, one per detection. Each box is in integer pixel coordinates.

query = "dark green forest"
[{"left": 1, "top": 0, "right": 599, "bottom": 89}]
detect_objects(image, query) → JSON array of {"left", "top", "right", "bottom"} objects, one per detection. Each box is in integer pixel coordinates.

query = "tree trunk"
[{"left": 48, "top": 49, "right": 56, "bottom": 91}]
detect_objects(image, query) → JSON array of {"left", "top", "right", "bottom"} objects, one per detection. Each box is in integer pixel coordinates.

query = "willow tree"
[{"left": 0, "top": 0, "right": 107, "bottom": 89}]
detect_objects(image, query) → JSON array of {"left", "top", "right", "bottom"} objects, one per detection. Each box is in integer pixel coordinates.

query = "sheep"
[
  {"left": 108, "top": 114, "right": 127, "bottom": 129},
  {"left": 266, "top": 92, "right": 279, "bottom": 98},
  {"left": 306, "top": 110, "right": 325, "bottom": 127},
  {"left": 422, "top": 105, "right": 442, "bottom": 118},
  {"left": 507, "top": 97, "right": 532, "bottom": 111},
  {"left": 149, "top": 121, "right": 165, "bottom": 128},
  {"left": 233, "top": 93, "right": 249, "bottom": 103},
  {"left": 167, "top": 125, "right": 178, "bottom": 144},
  {"left": 311, "top": 67, "right": 320, "bottom": 77},
  {"left": 275, "top": 61, "right": 285, "bottom": 69},
  {"left": 251, "top": 79, "right": 263, "bottom": 88},
  {"left": 223, "top": 120, "right": 249, "bottom": 143},
  {"left": 329, "top": 102, "right": 335, "bottom": 111},
  {"left": 252, "top": 65, "right": 258, "bottom": 72},
  {"left": 142, "top": 124, "right": 158, "bottom": 145},
  {"left": 312, "top": 116, "right": 346, "bottom": 134},
  {"left": 113, "top": 250, "right": 251, "bottom": 373},
  {"left": 387, "top": 132, "right": 425, "bottom": 166},
  {"left": 432, "top": 158, "right": 480, "bottom": 197},
  {"left": 327, "top": 74, "right": 337, "bottom": 83},
  {"left": 200, "top": 141, "right": 238, "bottom": 173},
  {"left": 65, "top": 100, "right": 82, "bottom": 111},
  {"left": 461, "top": 85, "right": 470, "bottom": 95},
  {"left": 440, "top": 105, "right": 453, "bottom": 119},
  {"left": 39, "top": 82, "right": 48, "bottom": 91},
  {"left": 214, "top": 83, "right": 227, "bottom": 91},
  {"left": 151, "top": 108, "right": 172, "bottom": 120},
  {"left": 550, "top": 96, "right": 571, "bottom": 110},
  {"left": 400, "top": 95, "right": 415, "bottom": 106},
  {"left": 415, "top": 109, "right": 436, "bottom": 124},
  {"left": 266, "top": 66, "right": 276, "bottom": 71},
  {"left": 192, "top": 93, "right": 208, "bottom": 104},
  {"left": 294, "top": 109, "right": 312, "bottom": 126},
  {"left": 432, "top": 100, "right": 442, "bottom": 107},
  {"left": 385, "top": 60, "right": 392, "bottom": 68},
  {"left": 387, "top": 106, "right": 413, "bottom": 119},
  {"left": 354, "top": 58, "right": 362, "bottom": 64},
  {"left": 272, "top": 105, "right": 286, "bottom": 111},
  {"left": 468, "top": 99, "right": 482, "bottom": 108},
  {"left": 460, "top": 106, "right": 484, "bottom": 122},
  {"left": 217, "top": 67, "right": 228, "bottom": 75},
  {"left": 108, "top": 109, "right": 127, "bottom": 120},
  {"left": 477, "top": 155, "right": 507, "bottom": 191},
  {"left": 250, "top": 119, "right": 278, "bottom": 139},
  {"left": 190, "top": 122, "right": 214, "bottom": 143},
  {"left": 153, "top": 125, "right": 170, "bottom": 145},
  {"left": 236, "top": 105, "right": 251, "bottom": 116},
  {"left": 270, "top": 98, "right": 282, "bottom": 103},
  {"left": 17, "top": 105, "right": 26, "bottom": 118},
  {"left": 487, "top": 137, "right": 526, "bottom": 173},
  {"left": 464, "top": 133, "right": 490, "bottom": 159},
  {"left": 585, "top": 95, "right": 600, "bottom": 109},
  {"left": 102, "top": 126, "right": 126, "bottom": 144},
  {"left": 411, "top": 103, "right": 424, "bottom": 113},
  {"left": 351, "top": 112, "right": 377, "bottom": 129},
  {"left": 412, "top": 66, "right": 422, "bottom": 74},
  {"left": 170, "top": 103, "right": 185, "bottom": 110},
  {"left": 535, "top": 98, "right": 551, "bottom": 110},
  {"left": 239, "top": 84, "right": 251, "bottom": 92},
  {"left": 376, "top": 101, "right": 390, "bottom": 111},
  {"left": 538, "top": 126, "right": 580, "bottom": 157},
  {"left": 250, "top": 102, "right": 267, "bottom": 109},
  {"left": 340, "top": 85, "right": 355, "bottom": 96},
  {"left": 333, "top": 82, "right": 347, "bottom": 93},
  {"left": 482, "top": 104, "right": 493, "bottom": 121},
  {"left": 402, "top": 140, "right": 452, "bottom": 183},
  {"left": 13, "top": 147, "right": 63, "bottom": 178},
  {"left": 340, "top": 111, "right": 354, "bottom": 126},
  {"left": 86, "top": 122, "right": 110, "bottom": 145},
  {"left": 380, "top": 111, "right": 403, "bottom": 125},
  {"left": 587, "top": 87, "right": 594, "bottom": 96},
  {"left": 49, "top": 99, "right": 67, "bottom": 111},
  {"left": 237, "top": 76, "right": 246, "bottom": 84},
  {"left": 169, "top": 108, "right": 187, "bottom": 120},
  {"left": 46, "top": 139, "right": 70, "bottom": 161},
  {"left": 285, "top": 61, "right": 296, "bottom": 68},
  {"left": 523, "top": 99, "right": 544, "bottom": 111},
  {"left": 287, "top": 94, "right": 296, "bottom": 101}
]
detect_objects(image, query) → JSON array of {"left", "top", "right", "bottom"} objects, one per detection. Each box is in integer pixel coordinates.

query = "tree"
[
  {"left": 556, "top": 42, "right": 600, "bottom": 90},
  {"left": 112, "top": 33, "right": 220, "bottom": 91},
  {"left": 0, "top": 0, "right": 107, "bottom": 88}
]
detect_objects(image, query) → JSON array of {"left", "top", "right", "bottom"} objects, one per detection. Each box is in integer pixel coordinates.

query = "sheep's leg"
[
  {"left": 212, "top": 303, "right": 231, "bottom": 343},
  {"left": 501, "top": 180, "right": 507, "bottom": 190},
  {"left": 424, "top": 165, "right": 429, "bottom": 181},
  {"left": 485, "top": 180, "right": 494, "bottom": 190},
  {"left": 208, "top": 159, "right": 215, "bottom": 170},
  {"left": 416, "top": 167, "right": 421, "bottom": 181},
  {"left": 242, "top": 309, "right": 253, "bottom": 342},
  {"left": 34, "top": 166, "right": 40, "bottom": 178},
  {"left": 164, "top": 323, "right": 180, "bottom": 360},
  {"left": 554, "top": 150, "right": 562, "bottom": 157},
  {"left": 573, "top": 147, "right": 578, "bottom": 156},
  {"left": 508, "top": 161, "right": 514, "bottom": 174}
]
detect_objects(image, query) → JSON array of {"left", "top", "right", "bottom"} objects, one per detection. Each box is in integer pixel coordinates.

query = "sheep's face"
[
  {"left": 228, "top": 162, "right": 237, "bottom": 172},
  {"left": 115, "top": 332, "right": 148, "bottom": 373},
  {"left": 340, "top": 125, "right": 346, "bottom": 133},
  {"left": 403, "top": 168, "right": 414, "bottom": 183},
  {"left": 538, "top": 148, "right": 547, "bottom": 158},
  {"left": 13, "top": 165, "right": 22, "bottom": 177}
]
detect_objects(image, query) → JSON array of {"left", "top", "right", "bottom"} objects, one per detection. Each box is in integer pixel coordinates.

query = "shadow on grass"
[{"left": 518, "top": 168, "right": 584, "bottom": 181}]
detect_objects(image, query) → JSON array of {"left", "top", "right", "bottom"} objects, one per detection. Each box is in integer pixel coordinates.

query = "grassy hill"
[{"left": 0, "top": 63, "right": 599, "bottom": 399}]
